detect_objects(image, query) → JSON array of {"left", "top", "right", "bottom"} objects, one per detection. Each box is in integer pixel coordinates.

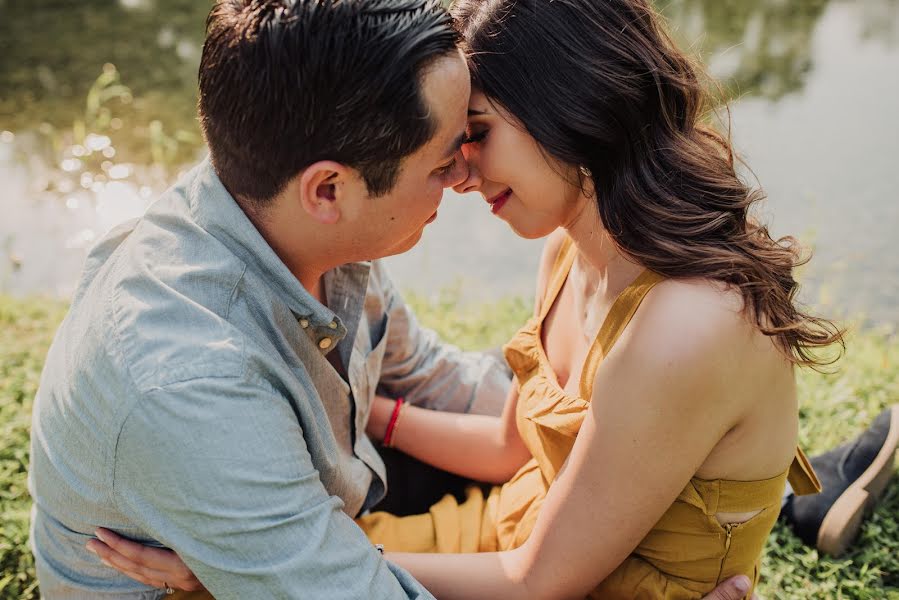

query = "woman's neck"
[{"left": 562, "top": 195, "right": 645, "bottom": 298}]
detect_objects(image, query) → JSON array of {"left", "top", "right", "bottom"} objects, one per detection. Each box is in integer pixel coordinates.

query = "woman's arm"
[
  {"left": 387, "top": 285, "right": 748, "bottom": 599},
  {"left": 367, "top": 379, "right": 530, "bottom": 484},
  {"left": 87, "top": 529, "right": 758, "bottom": 600}
]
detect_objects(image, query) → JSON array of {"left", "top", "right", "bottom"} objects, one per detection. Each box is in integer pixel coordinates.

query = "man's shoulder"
[
  {"left": 111, "top": 257, "right": 251, "bottom": 391},
  {"left": 75, "top": 196, "right": 253, "bottom": 392}
]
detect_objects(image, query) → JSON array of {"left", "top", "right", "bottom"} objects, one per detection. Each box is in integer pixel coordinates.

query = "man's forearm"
[
  {"left": 372, "top": 399, "right": 528, "bottom": 484},
  {"left": 114, "top": 379, "right": 435, "bottom": 600},
  {"left": 374, "top": 261, "right": 512, "bottom": 416}
]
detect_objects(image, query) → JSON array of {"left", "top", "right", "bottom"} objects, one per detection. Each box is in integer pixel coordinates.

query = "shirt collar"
[
  {"left": 323, "top": 261, "right": 371, "bottom": 367},
  {"left": 187, "top": 157, "right": 353, "bottom": 350}
]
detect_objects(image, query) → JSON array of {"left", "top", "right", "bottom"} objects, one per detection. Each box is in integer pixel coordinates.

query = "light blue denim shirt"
[{"left": 28, "top": 159, "right": 510, "bottom": 599}]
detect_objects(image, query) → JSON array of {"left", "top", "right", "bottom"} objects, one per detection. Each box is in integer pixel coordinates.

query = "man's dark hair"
[{"left": 199, "top": 0, "right": 460, "bottom": 202}]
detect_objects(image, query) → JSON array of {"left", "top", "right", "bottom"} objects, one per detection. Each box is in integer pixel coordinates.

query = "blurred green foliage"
[{"left": 3, "top": 0, "right": 896, "bottom": 164}]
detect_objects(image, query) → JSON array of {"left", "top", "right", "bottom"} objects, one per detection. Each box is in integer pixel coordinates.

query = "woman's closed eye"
[{"left": 463, "top": 130, "right": 487, "bottom": 145}]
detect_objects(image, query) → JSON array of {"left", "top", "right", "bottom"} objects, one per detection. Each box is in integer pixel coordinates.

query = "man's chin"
[{"left": 380, "top": 228, "right": 425, "bottom": 259}]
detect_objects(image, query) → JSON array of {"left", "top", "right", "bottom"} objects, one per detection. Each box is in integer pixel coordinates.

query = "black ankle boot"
[{"left": 781, "top": 405, "right": 899, "bottom": 557}]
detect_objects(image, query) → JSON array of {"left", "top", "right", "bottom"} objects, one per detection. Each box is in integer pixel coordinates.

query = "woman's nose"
[{"left": 452, "top": 154, "right": 482, "bottom": 194}]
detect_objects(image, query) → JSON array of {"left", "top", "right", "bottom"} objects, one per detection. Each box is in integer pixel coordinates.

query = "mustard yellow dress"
[{"left": 357, "top": 236, "right": 821, "bottom": 599}]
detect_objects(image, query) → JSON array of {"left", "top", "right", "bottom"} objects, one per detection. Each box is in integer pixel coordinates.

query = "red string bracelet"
[{"left": 383, "top": 398, "right": 405, "bottom": 448}]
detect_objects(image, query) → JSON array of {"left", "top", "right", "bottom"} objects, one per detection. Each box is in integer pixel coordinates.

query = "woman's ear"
[{"left": 296, "top": 161, "right": 356, "bottom": 225}]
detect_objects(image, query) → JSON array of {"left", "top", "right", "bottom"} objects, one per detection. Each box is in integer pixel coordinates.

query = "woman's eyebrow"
[{"left": 467, "top": 108, "right": 489, "bottom": 116}]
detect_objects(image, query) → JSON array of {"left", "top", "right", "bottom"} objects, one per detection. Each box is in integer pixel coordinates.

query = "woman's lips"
[{"left": 487, "top": 189, "right": 512, "bottom": 214}]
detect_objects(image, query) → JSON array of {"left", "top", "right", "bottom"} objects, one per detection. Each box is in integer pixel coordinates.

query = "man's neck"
[
  {"left": 239, "top": 197, "right": 332, "bottom": 305},
  {"left": 306, "top": 275, "right": 326, "bottom": 305}
]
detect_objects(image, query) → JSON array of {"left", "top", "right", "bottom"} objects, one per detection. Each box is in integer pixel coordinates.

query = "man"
[{"left": 30, "top": 1, "right": 896, "bottom": 599}]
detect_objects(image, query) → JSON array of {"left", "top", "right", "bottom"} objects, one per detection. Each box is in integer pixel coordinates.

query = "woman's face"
[{"left": 453, "top": 89, "right": 588, "bottom": 239}]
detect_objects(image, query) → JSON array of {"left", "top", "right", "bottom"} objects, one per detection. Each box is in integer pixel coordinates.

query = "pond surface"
[{"left": 1, "top": 0, "right": 898, "bottom": 325}]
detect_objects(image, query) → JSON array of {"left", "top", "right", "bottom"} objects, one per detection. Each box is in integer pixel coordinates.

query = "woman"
[
  {"left": 94, "top": 0, "right": 840, "bottom": 597},
  {"left": 356, "top": 1, "right": 836, "bottom": 596}
]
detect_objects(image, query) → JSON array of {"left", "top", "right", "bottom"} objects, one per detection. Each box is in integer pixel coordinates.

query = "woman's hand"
[{"left": 86, "top": 528, "right": 205, "bottom": 593}]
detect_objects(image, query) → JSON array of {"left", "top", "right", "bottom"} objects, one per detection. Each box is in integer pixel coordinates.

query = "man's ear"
[{"left": 296, "top": 161, "right": 358, "bottom": 225}]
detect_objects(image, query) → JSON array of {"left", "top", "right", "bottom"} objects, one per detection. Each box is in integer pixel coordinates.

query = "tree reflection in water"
[
  {"left": 0, "top": 0, "right": 897, "bottom": 317},
  {"left": 2, "top": 0, "right": 897, "bottom": 164}
]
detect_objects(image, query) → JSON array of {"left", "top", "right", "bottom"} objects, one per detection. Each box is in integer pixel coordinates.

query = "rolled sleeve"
[
  {"left": 374, "top": 265, "right": 511, "bottom": 416},
  {"left": 112, "top": 375, "right": 433, "bottom": 600}
]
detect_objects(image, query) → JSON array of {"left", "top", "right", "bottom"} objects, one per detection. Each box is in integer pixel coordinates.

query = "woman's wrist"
[
  {"left": 367, "top": 395, "right": 394, "bottom": 442},
  {"left": 383, "top": 398, "right": 406, "bottom": 447}
]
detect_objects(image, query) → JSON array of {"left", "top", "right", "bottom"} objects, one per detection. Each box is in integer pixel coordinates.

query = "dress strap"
[
  {"left": 788, "top": 446, "right": 822, "bottom": 496},
  {"left": 537, "top": 235, "right": 578, "bottom": 322},
  {"left": 579, "top": 269, "right": 665, "bottom": 399}
]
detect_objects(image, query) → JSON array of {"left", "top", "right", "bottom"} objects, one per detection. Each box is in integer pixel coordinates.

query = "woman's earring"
[{"left": 578, "top": 165, "right": 591, "bottom": 178}]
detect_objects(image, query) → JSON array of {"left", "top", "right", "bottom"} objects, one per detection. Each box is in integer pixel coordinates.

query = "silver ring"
[{"left": 164, "top": 582, "right": 175, "bottom": 595}]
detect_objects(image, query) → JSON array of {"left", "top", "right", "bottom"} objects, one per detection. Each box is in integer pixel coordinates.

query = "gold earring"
[{"left": 578, "top": 165, "right": 591, "bottom": 178}]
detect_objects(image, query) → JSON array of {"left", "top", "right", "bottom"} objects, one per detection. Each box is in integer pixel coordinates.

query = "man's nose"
[
  {"left": 443, "top": 149, "right": 470, "bottom": 189},
  {"left": 452, "top": 155, "right": 482, "bottom": 194}
]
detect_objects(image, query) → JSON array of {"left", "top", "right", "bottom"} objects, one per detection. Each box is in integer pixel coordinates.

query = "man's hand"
[
  {"left": 89, "top": 527, "right": 761, "bottom": 599},
  {"left": 701, "top": 575, "right": 759, "bottom": 600},
  {"left": 86, "top": 528, "right": 204, "bottom": 593}
]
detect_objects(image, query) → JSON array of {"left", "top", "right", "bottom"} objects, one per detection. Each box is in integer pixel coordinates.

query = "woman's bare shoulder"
[
  {"left": 582, "top": 278, "right": 758, "bottom": 453},
  {"left": 618, "top": 277, "right": 756, "bottom": 382},
  {"left": 645, "top": 277, "right": 748, "bottom": 336}
]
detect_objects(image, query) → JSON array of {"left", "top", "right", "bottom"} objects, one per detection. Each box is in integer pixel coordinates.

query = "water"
[{"left": 1, "top": 0, "right": 897, "bottom": 325}]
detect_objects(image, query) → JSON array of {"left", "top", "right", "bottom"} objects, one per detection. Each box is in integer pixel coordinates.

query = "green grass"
[
  {"left": 1, "top": 294, "right": 897, "bottom": 599},
  {"left": 0, "top": 296, "right": 67, "bottom": 599},
  {"left": 760, "top": 327, "right": 899, "bottom": 600}
]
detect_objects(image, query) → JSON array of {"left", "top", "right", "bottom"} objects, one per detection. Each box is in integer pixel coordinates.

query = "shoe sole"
[{"left": 816, "top": 404, "right": 899, "bottom": 557}]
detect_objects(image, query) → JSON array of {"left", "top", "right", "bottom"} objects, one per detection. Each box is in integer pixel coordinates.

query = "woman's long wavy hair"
[{"left": 452, "top": 0, "right": 843, "bottom": 369}]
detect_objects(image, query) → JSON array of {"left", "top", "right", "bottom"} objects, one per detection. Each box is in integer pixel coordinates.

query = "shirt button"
[
  {"left": 299, "top": 319, "right": 309, "bottom": 329},
  {"left": 319, "top": 337, "right": 333, "bottom": 350},
  {"left": 328, "top": 321, "right": 338, "bottom": 329}
]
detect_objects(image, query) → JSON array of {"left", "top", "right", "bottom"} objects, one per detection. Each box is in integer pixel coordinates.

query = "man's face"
[{"left": 347, "top": 50, "right": 471, "bottom": 260}]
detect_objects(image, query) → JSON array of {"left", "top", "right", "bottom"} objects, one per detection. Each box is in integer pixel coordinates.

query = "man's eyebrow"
[{"left": 441, "top": 131, "right": 467, "bottom": 162}]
